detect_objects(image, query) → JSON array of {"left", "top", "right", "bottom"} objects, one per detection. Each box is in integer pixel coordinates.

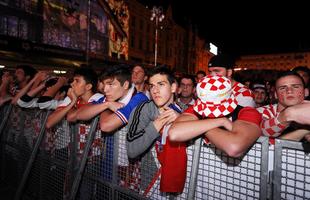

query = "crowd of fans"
[{"left": 1, "top": 55, "right": 310, "bottom": 197}]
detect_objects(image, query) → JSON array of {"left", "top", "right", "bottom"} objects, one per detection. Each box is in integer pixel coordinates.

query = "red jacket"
[{"left": 156, "top": 138, "right": 187, "bottom": 193}]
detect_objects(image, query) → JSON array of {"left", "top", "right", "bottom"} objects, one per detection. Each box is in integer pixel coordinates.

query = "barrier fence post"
[
  {"left": 0, "top": 104, "right": 12, "bottom": 138},
  {"left": 0, "top": 104, "right": 13, "bottom": 182},
  {"left": 14, "top": 111, "right": 51, "bottom": 200},
  {"left": 258, "top": 137, "right": 269, "bottom": 200},
  {"left": 273, "top": 139, "right": 310, "bottom": 200},
  {"left": 65, "top": 123, "right": 79, "bottom": 200},
  {"left": 69, "top": 117, "right": 99, "bottom": 200},
  {"left": 187, "top": 137, "right": 202, "bottom": 200}
]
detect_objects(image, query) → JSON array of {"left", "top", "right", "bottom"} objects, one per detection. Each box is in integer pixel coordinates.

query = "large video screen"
[{"left": 43, "top": 0, "right": 108, "bottom": 54}]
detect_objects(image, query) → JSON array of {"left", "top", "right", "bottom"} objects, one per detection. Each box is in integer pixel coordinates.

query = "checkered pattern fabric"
[
  {"left": 232, "top": 82, "right": 256, "bottom": 107},
  {"left": 56, "top": 93, "right": 105, "bottom": 158},
  {"left": 119, "top": 162, "right": 141, "bottom": 192},
  {"left": 257, "top": 104, "right": 288, "bottom": 138},
  {"left": 194, "top": 75, "right": 238, "bottom": 118},
  {"left": 44, "top": 129, "right": 56, "bottom": 153},
  {"left": 78, "top": 124, "right": 103, "bottom": 157},
  {"left": 128, "top": 161, "right": 141, "bottom": 192},
  {"left": 117, "top": 125, "right": 130, "bottom": 166}
]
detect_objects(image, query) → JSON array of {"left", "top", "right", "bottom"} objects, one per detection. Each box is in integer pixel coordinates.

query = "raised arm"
[
  {"left": 46, "top": 88, "right": 77, "bottom": 128},
  {"left": 42, "top": 77, "right": 67, "bottom": 98},
  {"left": 12, "top": 71, "right": 48, "bottom": 105},
  {"left": 0, "top": 72, "right": 13, "bottom": 106},
  {"left": 0, "top": 72, "right": 12, "bottom": 98}
]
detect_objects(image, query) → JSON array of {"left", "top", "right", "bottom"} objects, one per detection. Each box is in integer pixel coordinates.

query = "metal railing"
[{"left": 0, "top": 104, "right": 309, "bottom": 200}]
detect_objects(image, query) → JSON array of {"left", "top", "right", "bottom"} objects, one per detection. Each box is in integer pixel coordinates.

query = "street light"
[{"left": 150, "top": 6, "right": 164, "bottom": 66}]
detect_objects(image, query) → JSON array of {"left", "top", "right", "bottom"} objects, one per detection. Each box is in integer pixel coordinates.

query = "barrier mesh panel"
[
  {"left": 195, "top": 142, "right": 263, "bottom": 200},
  {"left": 280, "top": 148, "right": 310, "bottom": 199}
]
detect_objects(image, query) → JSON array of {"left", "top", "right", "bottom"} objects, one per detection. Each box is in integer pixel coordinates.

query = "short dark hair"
[
  {"left": 180, "top": 74, "right": 196, "bottom": 87},
  {"left": 100, "top": 64, "right": 132, "bottom": 87},
  {"left": 196, "top": 70, "right": 206, "bottom": 77},
  {"left": 148, "top": 65, "right": 175, "bottom": 85},
  {"left": 276, "top": 70, "right": 305, "bottom": 87},
  {"left": 59, "top": 85, "right": 70, "bottom": 95},
  {"left": 73, "top": 68, "right": 98, "bottom": 93},
  {"left": 16, "top": 65, "right": 37, "bottom": 79},
  {"left": 208, "top": 54, "right": 235, "bottom": 69},
  {"left": 292, "top": 66, "right": 310, "bottom": 74},
  {"left": 132, "top": 64, "right": 146, "bottom": 72}
]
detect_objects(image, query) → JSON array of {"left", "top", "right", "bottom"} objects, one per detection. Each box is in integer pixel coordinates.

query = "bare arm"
[
  {"left": 12, "top": 72, "right": 47, "bottom": 105},
  {"left": 76, "top": 103, "right": 109, "bottom": 121},
  {"left": 280, "top": 101, "right": 310, "bottom": 125},
  {"left": 279, "top": 129, "right": 310, "bottom": 141},
  {"left": 100, "top": 110, "right": 123, "bottom": 133},
  {"left": 0, "top": 72, "right": 12, "bottom": 98},
  {"left": 42, "top": 77, "right": 67, "bottom": 97},
  {"left": 11, "top": 74, "right": 37, "bottom": 105},
  {"left": 205, "top": 120, "right": 261, "bottom": 158},
  {"left": 169, "top": 113, "right": 232, "bottom": 142},
  {"left": 46, "top": 88, "right": 77, "bottom": 128},
  {"left": 261, "top": 102, "right": 310, "bottom": 138},
  {"left": 27, "top": 84, "right": 45, "bottom": 97},
  {"left": 66, "top": 107, "right": 79, "bottom": 122},
  {"left": 0, "top": 73, "right": 13, "bottom": 106},
  {"left": 46, "top": 103, "right": 75, "bottom": 129},
  {"left": 76, "top": 101, "right": 123, "bottom": 121}
]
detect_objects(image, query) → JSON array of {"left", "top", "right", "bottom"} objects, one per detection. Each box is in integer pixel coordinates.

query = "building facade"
[
  {"left": 236, "top": 52, "right": 310, "bottom": 71},
  {"left": 0, "top": 0, "right": 212, "bottom": 74},
  {"left": 127, "top": 0, "right": 213, "bottom": 74},
  {"left": 0, "top": 0, "right": 127, "bottom": 70}
]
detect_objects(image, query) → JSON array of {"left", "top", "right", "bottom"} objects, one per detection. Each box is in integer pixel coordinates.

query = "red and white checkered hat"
[{"left": 193, "top": 75, "right": 238, "bottom": 118}]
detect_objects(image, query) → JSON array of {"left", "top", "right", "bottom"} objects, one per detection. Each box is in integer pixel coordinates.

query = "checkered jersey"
[
  {"left": 77, "top": 123, "right": 103, "bottom": 157},
  {"left": 57, "top": 93, "right": 105, "bottom": 158},
  {"left": 257, "top": 104, "right": 288, "bottom": 138},
  {"left": 232, "top": 82, "right": 256, "bottom": 107}
]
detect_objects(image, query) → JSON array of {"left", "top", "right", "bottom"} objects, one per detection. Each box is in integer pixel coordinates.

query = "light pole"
[{"left": 150, "top": 6, "right": 164, "bottom": 66}]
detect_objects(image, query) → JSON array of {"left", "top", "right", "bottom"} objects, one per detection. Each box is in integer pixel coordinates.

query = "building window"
[
  {"left": 146, "top": 40, "right": 149, "bottom": 52},
  {"left": 130, "top": 35, "right": 135, "bottom": 48},
  {"left": 0, "top": 15, "right": 32, "bottom": 40},
  {"left": 1, "top": 0, "right": 38, "bottom": 13},
  {"left": 139, "top": 19, "right": 144, "bottom": 31},
  {"left": 131, "top": 16, "right": 136, "bottom": 28},
  {"left": 146, "top": 23, "right": 150, "bottom": 32},
  {"left": 139, "top": 38, "right": 143, "bottom": 50}
]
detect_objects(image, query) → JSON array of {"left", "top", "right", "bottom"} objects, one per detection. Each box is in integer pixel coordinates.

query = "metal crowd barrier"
[
  {"left": 273, "top": 139, "right": 310, "bottom": 200},
  {"left": 0, "top": 103, "right": 309, "bottom": 200},
  {"left": 0, "top": 105, "right": 48, "bottom": 199},
  {"left": 194, "top": 137, "right": 269, "bottom": 200}
]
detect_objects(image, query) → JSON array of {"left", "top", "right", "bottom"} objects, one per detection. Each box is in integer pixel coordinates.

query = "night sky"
[{"left": 140, "top": 0, "right": 310, "bottom": 58}]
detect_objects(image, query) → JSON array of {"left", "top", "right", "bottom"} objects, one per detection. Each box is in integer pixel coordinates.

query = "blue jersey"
[{"left": 115, "top": 92, "right": 149, "bottom": 125}]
